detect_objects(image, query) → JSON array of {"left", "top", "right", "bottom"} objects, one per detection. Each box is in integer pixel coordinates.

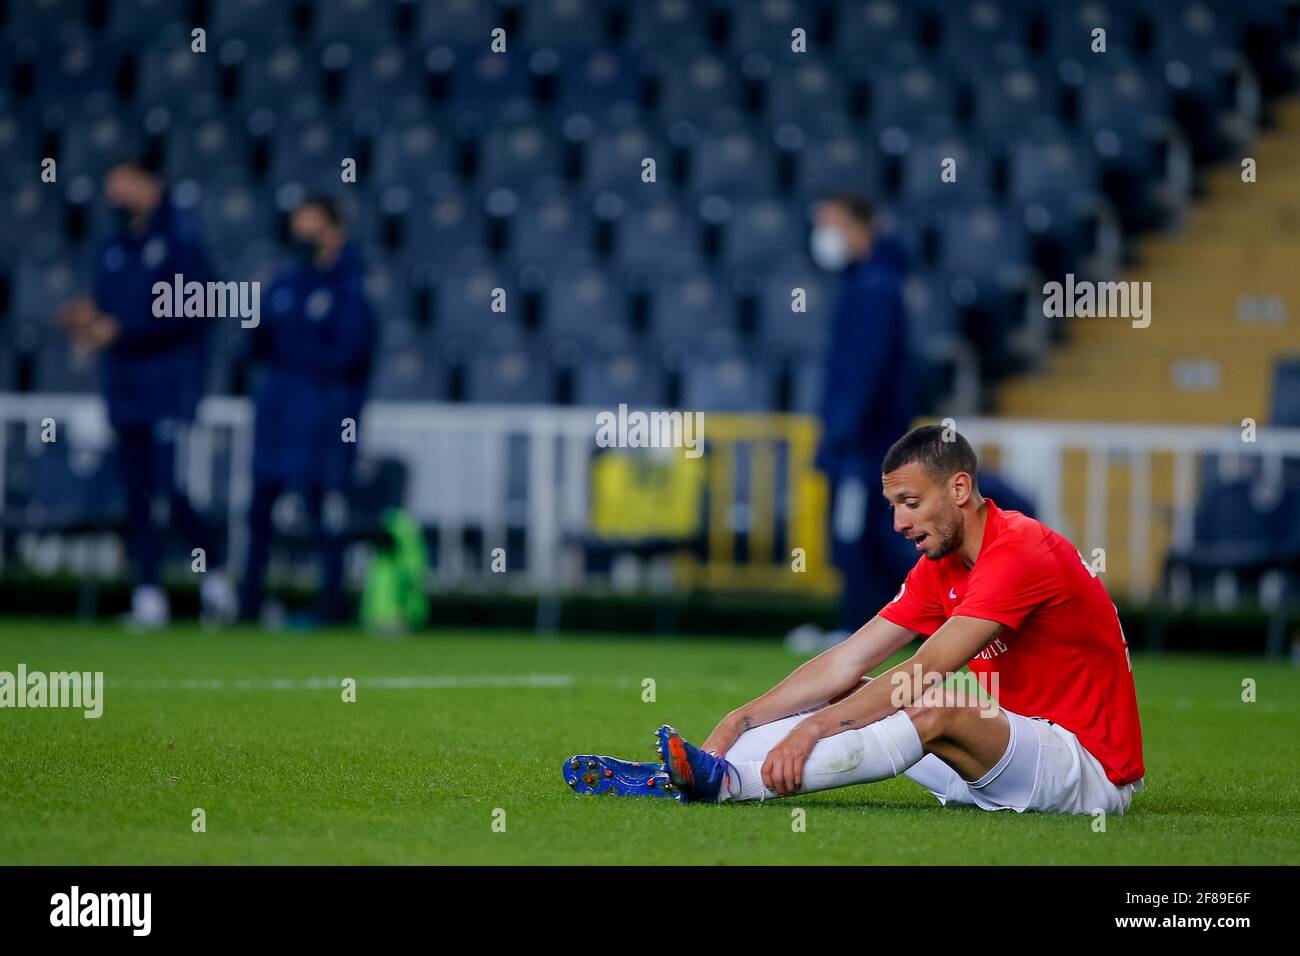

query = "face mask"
[
  {"left": 110, "top": 204, "right": 136, "bottom": 232},
  {"left": 810, "top": 225, "right": 851, "bottom": 272},
  {"left": 292, "top": 238, "right": 320, "bottom": 265}
]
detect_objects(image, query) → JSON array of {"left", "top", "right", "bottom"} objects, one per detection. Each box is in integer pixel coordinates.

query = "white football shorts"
[{"left": 904, "top": 708, "right": 1144, "bottom": 815}]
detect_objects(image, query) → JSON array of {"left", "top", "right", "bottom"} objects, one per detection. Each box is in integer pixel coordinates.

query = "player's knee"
[
  {"left": 905, "top": 704, "right": 947, "bottom": 745},
  {"left": 904, "top": 690, "right": 966, "bottom": 744}
]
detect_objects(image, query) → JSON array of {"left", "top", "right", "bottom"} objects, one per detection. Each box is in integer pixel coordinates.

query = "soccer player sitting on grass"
[{"left": 564, "top": 425, "right": 1145, "bottom": 814}]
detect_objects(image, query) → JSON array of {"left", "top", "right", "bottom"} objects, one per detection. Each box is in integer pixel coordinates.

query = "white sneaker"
[
  {"left": 784, "top": 623, "right": 825, "bottom": 654},
  {"left": 199, "top": 571, "right": 239, "bottom": 628},
  {"left": 784, "top": 625, "right": 852, "bottom": 655},
  {"left": 819, "top": 629, "right": 852, "bottom": 651},
  {"left": 129, "top": 585, "right": 170, "bottom": 630}
]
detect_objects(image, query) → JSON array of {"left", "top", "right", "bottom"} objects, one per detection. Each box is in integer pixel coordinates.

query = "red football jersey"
[{"left": 878, "top": 499, "right": 1145, "bottom": 786}]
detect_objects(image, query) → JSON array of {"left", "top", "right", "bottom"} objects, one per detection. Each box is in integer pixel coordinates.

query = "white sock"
[
  {"left": 129, "top": 585, "right": 170, "bottom": 629},
  {"left": 720, "top": 710, "right": 925, "bottom": 802}
]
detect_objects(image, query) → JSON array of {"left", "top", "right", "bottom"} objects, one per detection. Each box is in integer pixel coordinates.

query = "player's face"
[
  {"left": 103, "top": 166, "right": 157, "bottom": 217},
  {"left": 290, "top": 206, "right": 330, "bottom": 247},
  {"left": 882, "top": 463, "right": 962, "bottom": 560},
  {"left": 813, "top": 204, "right": 871, "bottom": 260}
]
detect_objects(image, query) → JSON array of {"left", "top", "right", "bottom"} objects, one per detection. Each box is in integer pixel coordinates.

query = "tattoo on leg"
[
  {"left": 839, "top": 719, "right": 856, "bottom": 727},
  {"left": 741, "top": 715, "right": 754, "bottom": 730}
]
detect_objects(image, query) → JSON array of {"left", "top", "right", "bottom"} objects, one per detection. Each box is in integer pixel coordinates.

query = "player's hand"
[
  {"left": 57, "top": 297, "right": 97, "bottom": 332},
  {"left": 58, "top": 299, "right": 118, "bottom": 351},
  {"left": 701, "top": 713, "right": 744, "bottom": 757},
  {"left": 761, "top": 723, "right": 819, "bottom": 796},
  {"left": 82, "top": 315, "right": 119, "bottom": 349}
]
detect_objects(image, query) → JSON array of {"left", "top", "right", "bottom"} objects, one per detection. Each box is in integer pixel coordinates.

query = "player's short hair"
[
  {"left": 882, "top": 424, "right": 979, "bottom": 487},
  {"left": 297, "top": 194, "right": 342, "bottom": 225},
  {"left": 824, "top": 193, "right": 874, "bottom": 228}
]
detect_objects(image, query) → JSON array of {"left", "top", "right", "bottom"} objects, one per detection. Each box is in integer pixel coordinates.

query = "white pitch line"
[
  {"left": 104, "top": 676, "right": 743, "bottom": 691},
  {"left": 108, "top": 674, "right": 576, "bottom": 691}
]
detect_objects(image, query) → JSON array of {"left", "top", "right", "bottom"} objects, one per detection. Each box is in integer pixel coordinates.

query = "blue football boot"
[
  {"left": 655, "top": 724, "right": 740, "bottom": 803},
  {"left": 562, "top": 754, "right": 686, "bottom": 801}
]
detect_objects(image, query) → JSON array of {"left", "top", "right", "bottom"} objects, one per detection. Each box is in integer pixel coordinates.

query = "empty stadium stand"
[{"left": 2, "top": 0, "right": 1296, "bottom": 417}]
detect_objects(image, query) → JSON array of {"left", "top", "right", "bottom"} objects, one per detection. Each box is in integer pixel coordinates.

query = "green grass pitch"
[{"left": 1, "top": 619, "right": 1296, "bottom": 865}]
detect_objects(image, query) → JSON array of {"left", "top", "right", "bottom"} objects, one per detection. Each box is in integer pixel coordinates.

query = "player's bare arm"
[
  {"left": 700, "top": 615, "right": 918, "bottom": 756},
  {"left": 568, "top": 425, "right": 1145, "bottom": 819},
  {"left": 760, "top": 616, "right": 1006, "bottom": 795}
]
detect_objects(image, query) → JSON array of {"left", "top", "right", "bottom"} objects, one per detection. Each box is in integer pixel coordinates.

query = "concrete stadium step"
[{"left": 1000, "top": 94, "right": 1300, "bottom": 427}]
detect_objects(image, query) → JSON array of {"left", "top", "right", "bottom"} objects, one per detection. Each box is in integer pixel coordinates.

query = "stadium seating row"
[{"left": 0, "top": 0, "right": 1295, "bottom": 416}]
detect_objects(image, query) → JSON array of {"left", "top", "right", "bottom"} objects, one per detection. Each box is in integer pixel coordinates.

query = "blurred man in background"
[
  {"left": 790, "top": 195, "right": 915, "bottom": 653},
  {"left": 60, "top": 158, "right": 235, "bottom": 629},
  {"left": 238, "top": 196, "right": 376, "bottom": 626}
]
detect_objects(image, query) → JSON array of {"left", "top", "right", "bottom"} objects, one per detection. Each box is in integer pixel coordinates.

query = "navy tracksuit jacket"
[
  {"left": 92, "top": 197, "right": 215, "bottom": 585},
  {"left": 814, "top": 237, "right": 917, "bottom": 630}
]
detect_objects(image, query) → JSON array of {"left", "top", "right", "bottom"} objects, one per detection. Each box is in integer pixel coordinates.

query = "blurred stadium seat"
[
  {"left": 2, "top": 0, "right": 1300, "bottom": 616},
  {"left": 4, "top": 0, "right": 1294, "bottom": 414}
]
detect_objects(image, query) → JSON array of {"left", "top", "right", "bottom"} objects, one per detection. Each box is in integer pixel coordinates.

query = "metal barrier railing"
[
  {"left": 958, "top": 418, "right": 1300, "bottom": 603},
  {"left": 677, "top": 412, "right": 836, "bottom": 595},
  {"left": 2, "top": 394, "right": 1299, "bottom": 602}
]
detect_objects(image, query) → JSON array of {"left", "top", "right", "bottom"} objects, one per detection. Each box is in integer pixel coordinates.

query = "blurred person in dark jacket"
[
  {"left": 789, "top": 195, "right": 915, "bottom": 652},
  {"left": 238, "top": 196, "right": 376, "bottom": 626},
  {"left": 60, "top": 158, "right": 235, "bottom": 629}
]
